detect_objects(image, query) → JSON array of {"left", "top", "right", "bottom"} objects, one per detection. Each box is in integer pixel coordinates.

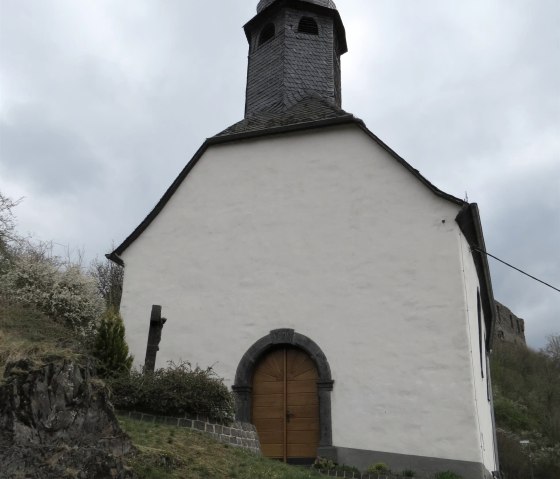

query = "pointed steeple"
[{"left": 243, "top": 0, "right": 348, "bottom": 118}]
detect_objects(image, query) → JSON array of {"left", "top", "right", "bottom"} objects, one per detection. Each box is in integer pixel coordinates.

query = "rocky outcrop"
[{"left": 0, "top": 358, "right": 136, "bottom": 479}]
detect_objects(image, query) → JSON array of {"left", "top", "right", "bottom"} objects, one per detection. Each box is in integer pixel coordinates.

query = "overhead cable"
[{"left": 472, "top": 247, "right": 560, "bottom": 294}]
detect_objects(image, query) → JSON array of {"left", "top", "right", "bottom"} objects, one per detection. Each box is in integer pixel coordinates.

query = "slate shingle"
[
  {"left": 257, "top": 0, "right": 337, "bottom": 13},
  {"left": 244, "top": 1, "right": 346, "bottom": 118},
  {"left": 214, "top": 95, "right": 356, "bottom": 137}
]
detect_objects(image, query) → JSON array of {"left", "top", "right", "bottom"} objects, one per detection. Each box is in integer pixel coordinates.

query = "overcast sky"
[{"left": 0, "top": 0, "right": 558, "bottom": 349}]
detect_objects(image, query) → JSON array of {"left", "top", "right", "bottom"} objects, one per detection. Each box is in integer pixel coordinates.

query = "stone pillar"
[
  {"left": 232, "top": 385, "right": 252, "bottom": 422},
  {"left": 317, "top": 380, "right": 334, "bottom": 447}
]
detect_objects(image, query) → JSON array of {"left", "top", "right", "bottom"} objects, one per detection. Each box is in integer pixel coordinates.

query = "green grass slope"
[
  {"left": 119, "top": 416, "right": 322, "bottom": 479},
  {"left": 0, "top": 300, "right": 83, "bottom": 377}
]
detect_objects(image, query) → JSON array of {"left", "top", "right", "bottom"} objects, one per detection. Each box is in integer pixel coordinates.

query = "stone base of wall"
[
  {"left": 117, "top": 410, "right": 261, "bottom": 455},
  {"left": 319, "top": 446, "right": 496, "bottom": 479}
]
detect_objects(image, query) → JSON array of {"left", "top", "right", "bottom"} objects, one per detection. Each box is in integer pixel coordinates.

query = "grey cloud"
[
  {"left": 0, "top": 105, "right": 103, "bottom": 194},
  {"left": 0, "top": 0, "right": 558, "bottom": 349}
]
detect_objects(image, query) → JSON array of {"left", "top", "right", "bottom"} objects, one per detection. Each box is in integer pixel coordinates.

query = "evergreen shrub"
[
  {"left": 109, "top": 361, "right": 235, "bottom": 424},
  {"left": 93, "top": 308, "right": 133, "bottom": 378}
]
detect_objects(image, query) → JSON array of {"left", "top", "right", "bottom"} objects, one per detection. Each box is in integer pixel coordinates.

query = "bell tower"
[{"left": 244, "top": 0, "right": 348, "bottom": 118}]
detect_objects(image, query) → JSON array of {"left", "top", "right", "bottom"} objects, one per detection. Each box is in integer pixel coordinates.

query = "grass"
[
  {"left": 0, "top": 299, "right": 83, "bottom": 378},
  {"left": 119, "top": 415, "right": 324, "bottom": 479}
]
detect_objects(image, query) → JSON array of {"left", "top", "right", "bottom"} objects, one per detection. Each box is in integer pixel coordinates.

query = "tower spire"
[{"left": 243, "top": 0, "right": 347, "bottom": 118}]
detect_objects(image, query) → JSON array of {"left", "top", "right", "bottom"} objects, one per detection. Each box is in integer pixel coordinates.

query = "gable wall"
[{"left": 120, "top": 125, "right": 489, "bottom": 466}]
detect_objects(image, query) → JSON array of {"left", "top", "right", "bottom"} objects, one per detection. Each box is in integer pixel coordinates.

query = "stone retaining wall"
[{"left": 117, "top": 410, "right": 261, "bottom": 455}]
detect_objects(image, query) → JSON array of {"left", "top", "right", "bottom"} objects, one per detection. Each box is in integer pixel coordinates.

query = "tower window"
[
  {"left": 259, "top": 23, "right": 275, "bottom": 45},
  {"left": 298, "top": 17, "right": 319, "bottom": 35}
]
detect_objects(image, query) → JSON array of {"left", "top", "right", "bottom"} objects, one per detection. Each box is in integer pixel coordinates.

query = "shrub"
[
  {"left": 93, "top": 308, "right": 133, "bottom": 378},
  {"left": 109, "top": 361, "right": 235, "bottom": 423},
  {"left": 493, "top": 393, "right": 533, "bottom": 432},
  {"left": 0, "top": 192, "right": 20, "bottom": 245},
  {"left": 313, "top": 457, "right": 336, "bottom": 470},
  {"left": 0, "top": 242, "right": 104, "bottom": 335},
  {"left": 313, "top": 458, "right": 360, "bottom": 475},
  {"left": 401, "top": 470, "right": 416, "bottom": 477},
  {"left": 367, "top": 463, "right": 391, "bottom": 473},
  {"left": 337, "top": 464, "right": 361, "bottom": 475},
  {"left": 89, "top": 257, "right": 123, "bottom": 309}
]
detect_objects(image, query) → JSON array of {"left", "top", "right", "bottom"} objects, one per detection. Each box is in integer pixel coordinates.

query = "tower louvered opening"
[
  {"left": 259, "top": 23, "right": 275, "bottom": 45},
  {"left": 298, "top": 17, "right": 319, "bottom": 35}
]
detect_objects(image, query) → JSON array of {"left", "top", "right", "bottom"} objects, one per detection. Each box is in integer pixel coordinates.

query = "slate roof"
[
  {"left": 215, "top": 96, "right": 354, "bottom": 137},
  {"left": 257, "top": 0, "right": 337, "bottom": 13}
]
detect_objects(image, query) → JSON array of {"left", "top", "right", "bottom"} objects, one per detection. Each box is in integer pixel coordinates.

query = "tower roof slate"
[
  {"left": 216, "top": 96, "right": 353, "bottom": 137},
  {"left": 257, "top": 0, "right": 337, "bottom": 13}
]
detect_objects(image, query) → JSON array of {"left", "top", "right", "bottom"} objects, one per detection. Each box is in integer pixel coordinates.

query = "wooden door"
[{"left": 252, "top": 347, "right": 319, "bottom": 463}]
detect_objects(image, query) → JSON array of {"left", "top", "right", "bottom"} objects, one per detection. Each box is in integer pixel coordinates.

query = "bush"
[
  {"left": 367, "top": 463, "right": 391, "bottom": 474},
  {"left": 89, "top": 257, "right": 123, "bottom": 309},
  {"left": 313, "top": 457, "right": 336, "bottom": 470},
  {"left": 401, "top": 470, "right": 416, "bottom": 477},
  {"left": 109, "top": 361, "right": 235, "bottom": 423},
  {"left": 313, "top": 458, "right": 360, "bottom": 475},
  {"left": 0, "top": 242, "right": 104, "bottom": 335},
  {"left": 93, "top": 308, "right": 133, "bottom": 378},
  {"left": 493, "top": 394, "right": 533, "bottom": 432}
]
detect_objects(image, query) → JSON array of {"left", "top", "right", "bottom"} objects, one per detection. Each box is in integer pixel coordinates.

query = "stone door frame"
[{"left": 232, "top": 329, "right": 334, "bottom": 447}]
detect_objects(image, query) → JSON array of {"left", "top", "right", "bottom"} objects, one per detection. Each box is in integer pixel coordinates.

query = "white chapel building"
[{"left": 109, "top": 1, "right": 500, "bottom": 477}]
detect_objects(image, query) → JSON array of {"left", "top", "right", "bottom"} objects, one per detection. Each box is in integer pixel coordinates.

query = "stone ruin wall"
[{"left": 495, "top": 301, "right": 526, "bottom": 346}]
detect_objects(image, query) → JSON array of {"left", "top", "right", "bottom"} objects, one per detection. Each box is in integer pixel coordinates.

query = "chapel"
[{"left": 109, "top": 1, "right": 500, "bottom": 477}]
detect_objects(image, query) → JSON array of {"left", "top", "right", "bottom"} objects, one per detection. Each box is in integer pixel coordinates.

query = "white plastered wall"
[
  {"left": 458, "top": 232, "right": 498, "bottom": 473},
  {"left": 120, "top": 125, "right": 492, "bottom": 465}
]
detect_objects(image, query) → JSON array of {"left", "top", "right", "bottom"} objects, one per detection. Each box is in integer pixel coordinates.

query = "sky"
[{"left": 0, "top": 0, "right": 558, "bottom": 349}]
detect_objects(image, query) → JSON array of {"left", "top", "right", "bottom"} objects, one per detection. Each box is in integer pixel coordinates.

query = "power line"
[{"left": 472, "top": 247, "right": 560, "bottom": 294}]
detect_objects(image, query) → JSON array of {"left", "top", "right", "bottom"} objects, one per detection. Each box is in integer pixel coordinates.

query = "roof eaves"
[
  {"left": 210, "top": 114, "right": 358, "bottom": 145},
  {"left": 108, "top": 142, "right": 210, "bottom": 263},
  {"left": 355, "top": 123, "right": 466, "bottom": 207}
]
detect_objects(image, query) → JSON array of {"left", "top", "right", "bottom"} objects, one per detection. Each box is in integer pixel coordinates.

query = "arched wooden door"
[{"left": 252, "top": 347, "right": 319, "bottom": 463}]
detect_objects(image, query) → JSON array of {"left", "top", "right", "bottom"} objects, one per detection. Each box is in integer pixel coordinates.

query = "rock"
[{"left": 0, "top": 359, "right": 136, "bottom": 479}]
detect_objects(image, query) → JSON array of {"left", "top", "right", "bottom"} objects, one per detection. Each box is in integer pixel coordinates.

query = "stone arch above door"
[{"left": 233, "top": 329, "right": 334, "bottom": 447}]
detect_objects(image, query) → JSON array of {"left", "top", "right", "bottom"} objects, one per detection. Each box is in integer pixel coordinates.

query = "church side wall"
[
  {"left": 458, "top": 233, "right": 499, "bottom": 474},
  {"left": 120, "top": 125, "right": 487, "bottom": 466}
]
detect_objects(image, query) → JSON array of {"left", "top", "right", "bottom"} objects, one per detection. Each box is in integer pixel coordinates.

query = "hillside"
[
  {"left": 491, "top": 341, "right": 560, "bottom": 478},
  {"left": 0, "top": 300, "right": 326, "bottom": 479},
  {"left": 0, "top": 300, "right": 84, "bottom": 376},
  {"left": 119, "top": 415, "right": 323, "bottom": 479}
]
